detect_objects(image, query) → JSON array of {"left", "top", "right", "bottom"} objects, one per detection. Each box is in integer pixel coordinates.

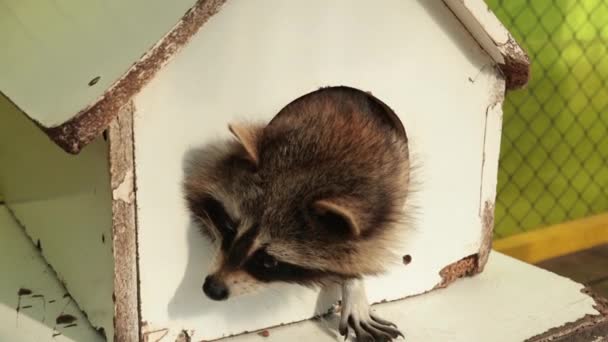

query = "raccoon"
[{"left": 183, "top": 86, "right": 410, "bottom": 341}]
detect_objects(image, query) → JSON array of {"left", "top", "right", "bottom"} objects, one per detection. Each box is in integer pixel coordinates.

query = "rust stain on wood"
[
  {"left": 434, "top": 254, "right": 479, "bottom": 289},
  {"left": 498, "top": 36, "right": 530, "bottom": 91},
  {"left": 42, "top": 0, "right": 228, "bottom": 154}
]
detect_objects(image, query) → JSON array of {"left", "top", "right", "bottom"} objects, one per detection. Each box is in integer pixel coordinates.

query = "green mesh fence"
[{"left": 486, "top": 0, "right": 608, "bottom": 238}]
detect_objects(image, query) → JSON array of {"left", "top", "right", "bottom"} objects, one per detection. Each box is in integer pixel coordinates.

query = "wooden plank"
[
  {"left": 0, "top": 0, "right": 197, "bottom": 128},
  {"left": 205, "top": 253, "right": 601, "bottom": 342},
  {"left": 493, "top": 213, "right": 608, "bottom": 263},
  {"left": 0, "top": 206, "right": 104, "bottom": 342},
  {"left": 107, "top": 103, "right": 140, "bottom": 342},
  {"left": 537, "top": 244, "right": 608, "bottom": 285}
]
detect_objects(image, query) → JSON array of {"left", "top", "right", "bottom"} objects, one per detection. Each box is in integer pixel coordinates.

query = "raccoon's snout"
[{"left": 203, "top": 275, "right": 229, "bottom": 301}]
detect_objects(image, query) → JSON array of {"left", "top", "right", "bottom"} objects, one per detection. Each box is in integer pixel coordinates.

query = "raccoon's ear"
[
  {"left": 312, "top": 198, "right": 362, "bottom": 237},
  {"left": 228, "top": 122, "right": 264, "bottom": 165}
]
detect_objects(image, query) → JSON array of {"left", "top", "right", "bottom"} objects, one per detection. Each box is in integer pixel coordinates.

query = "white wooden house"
[{"left": 0, "top": 1, "right": 530, "bottom": 341}]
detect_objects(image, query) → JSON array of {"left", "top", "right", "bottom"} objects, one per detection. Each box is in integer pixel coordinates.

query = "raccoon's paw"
[
  {"left": 338, "top": 310, "right": 404, "bottom": 342},
  {"left": 339, "top": 279, "right": 404, "bottom": 342}
]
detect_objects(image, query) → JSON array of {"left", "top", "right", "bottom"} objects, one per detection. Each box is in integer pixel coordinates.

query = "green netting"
[{"left": 486, "top": 0, "right": 608, "bottom": 238}]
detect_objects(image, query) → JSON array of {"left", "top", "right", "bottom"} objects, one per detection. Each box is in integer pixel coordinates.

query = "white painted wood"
[
  {"left": 0, "top": 96, "right": 115, "bottom": 340},
  {"left": 0, "top": 0, "right": 197, "bottom": 127},
  {"left": 0, "top": 206, "right": 105, "bottom": 342},
  {"left": 443, "top": 0, "right": 511, "bottom": 65},
  {"left": 216, "top": 253, "right": 600, "bottom": 342},
  {"left": 133, "top": 0, "right": 505, "bottom": 340}
]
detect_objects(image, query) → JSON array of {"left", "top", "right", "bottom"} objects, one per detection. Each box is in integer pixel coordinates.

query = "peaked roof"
[{"left": 0, "top": 0, "right": 528, "bottom": 154}]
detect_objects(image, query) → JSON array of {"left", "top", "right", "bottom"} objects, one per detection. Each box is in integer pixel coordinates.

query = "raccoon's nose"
[{"left": 203, "top": 276, "right": 229, "bottom": 301}]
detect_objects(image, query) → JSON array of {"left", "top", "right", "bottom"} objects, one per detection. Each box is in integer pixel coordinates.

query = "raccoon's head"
[{"left": 183, "top": 87, "right": 409, "bottom": 301}]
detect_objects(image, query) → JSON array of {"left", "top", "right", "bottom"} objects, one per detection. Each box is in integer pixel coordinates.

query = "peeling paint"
[
  {"left": 497, "top": 36, "right": 530, "bottom": 90},
  {"left": 477, "top": 201, "right": 495, "bottom": 272},
  {"left": 112, "top": 170, "right": 135, "bottom": 204},
  {"left": 525, "top": 291, "right": 608, "bottom": 342},
  {"left": 434, "top": 254, "right": 479, "bottom": 289}
]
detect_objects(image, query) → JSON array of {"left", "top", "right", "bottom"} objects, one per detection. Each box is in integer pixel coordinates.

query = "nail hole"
[
  {"left": 402, "top": 254, "right": 412, "bottom": 265},
  {"left": 88, "top": 76, "right": 101, "bottom": 86}
]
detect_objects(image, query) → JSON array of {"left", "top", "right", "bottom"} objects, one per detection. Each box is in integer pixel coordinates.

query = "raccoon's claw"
[
  {"left": 340, "top": 314, "right": 403, "bottom": 342},
  {"left": 340, "top": 279, "right": 405, "bottom": 341},
  {"left": 371, "top": 313, "right": 399, "bottom": 329}
]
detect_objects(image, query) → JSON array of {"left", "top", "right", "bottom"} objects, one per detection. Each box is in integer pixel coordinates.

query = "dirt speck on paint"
[
  {"left": 52, "top": 332, "right": 62, "bottom": 337},
  {"left": 88, "top": 76, "right": 101, "bottom": 86},
  {"left": 55, "top": 314, "right": 77, "bottom": 325},
  {"left": 18, "top": 288, "right": 32, "bottom": 296},
  {"left": 36, "top": 239, "right": 42, "bottom": 251},
  {"left": 102, "top": 233, "right": 105, "bottom": 243},
  {"left": 49, "top": 299, "right": 56, "bottom": 303},
  {"left": 258, "top": 330, "right": 270, "bottom": 337}
]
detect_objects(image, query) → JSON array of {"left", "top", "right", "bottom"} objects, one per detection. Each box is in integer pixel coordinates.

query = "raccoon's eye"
[
  {"left": 252, "top": 250, "right": 278, "bottom": 269},
  {"left": 262, "top": 254, "right": 278, "bottom": 269}
]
